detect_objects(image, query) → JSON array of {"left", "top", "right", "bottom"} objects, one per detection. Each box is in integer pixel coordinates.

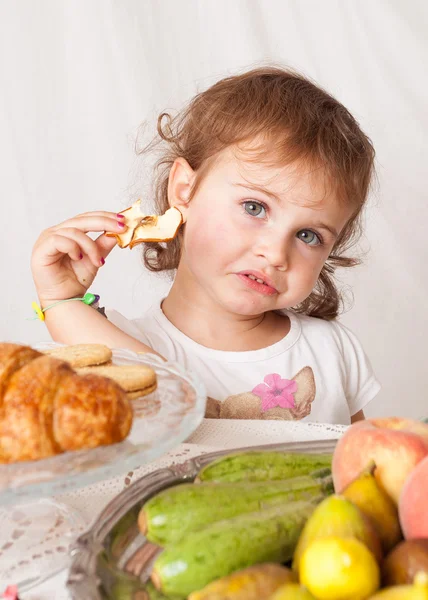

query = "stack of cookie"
[{"left": 45, "top": 344, "right": 157, "bottom": 401}]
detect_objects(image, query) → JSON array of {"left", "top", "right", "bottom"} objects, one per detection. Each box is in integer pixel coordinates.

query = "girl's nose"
[{"left": 254, "top": 232, "right": 290, "bottom": 271}]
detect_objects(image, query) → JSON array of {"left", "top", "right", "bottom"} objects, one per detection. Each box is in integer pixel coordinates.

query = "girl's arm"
[
  {"left": 31, "top": 211, "right": 163, "bottom": 358},
  {"left": 43, "top": 300, "right": 163, "bottom": 357}
]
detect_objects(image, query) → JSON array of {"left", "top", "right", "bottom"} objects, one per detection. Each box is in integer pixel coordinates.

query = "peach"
[
  {"left": 399, "top": 454, "right": 428, "bottom": 539},
  {"left": 332, "top": 418, "right": 428, "bottom": 504}
]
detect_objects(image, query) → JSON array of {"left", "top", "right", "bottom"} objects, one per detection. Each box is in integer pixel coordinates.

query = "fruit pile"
[{"left": 123, "top": 417, "right": 428, "bottom": 599}]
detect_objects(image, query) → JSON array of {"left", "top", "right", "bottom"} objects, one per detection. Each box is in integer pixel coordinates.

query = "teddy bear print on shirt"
[{"left": 205, "top": 367, "right": 316, "bottom": 420}]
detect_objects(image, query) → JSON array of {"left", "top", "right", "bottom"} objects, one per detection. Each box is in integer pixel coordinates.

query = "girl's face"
[{"left": 171, "top": 147, "right": 354, "bottom": 318}]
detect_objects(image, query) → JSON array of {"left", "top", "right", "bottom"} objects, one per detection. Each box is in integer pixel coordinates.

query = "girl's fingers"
[
  {"left": 53, "top": 228, "right": 106, "bottom": 267},
  {"left": 39, "top": 234, "right": 84, "bottom": 264},
  {"left": 53, "top": 214, "right": 126, "bottom": 235},
  {"left": 95, "top": 232, "right": 118, "bottom": 257},
  {"left": 73, "top": 210, "right": 127, "bottom": 220}
]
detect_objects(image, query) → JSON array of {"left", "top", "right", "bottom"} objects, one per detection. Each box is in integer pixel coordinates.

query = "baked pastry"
[
  {"left": 0, "top": 342, "right": 41, "bottom": 401},
  {"left": 0, "top": 343, "right": 133, "bottom": 463}
]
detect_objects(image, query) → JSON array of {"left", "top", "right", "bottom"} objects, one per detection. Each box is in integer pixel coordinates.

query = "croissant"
[{"left": 0, "top": 343, "right": 133, "bottom": 463}]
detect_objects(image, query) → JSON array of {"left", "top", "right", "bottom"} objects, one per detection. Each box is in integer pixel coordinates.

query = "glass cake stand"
[{"left": 0, "top": 345, "right": 206, "bottom": 593}]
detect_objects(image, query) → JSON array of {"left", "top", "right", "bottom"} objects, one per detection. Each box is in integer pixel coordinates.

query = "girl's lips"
[{"left": 236, "top": 273, "right": 278, "bottom": 296}]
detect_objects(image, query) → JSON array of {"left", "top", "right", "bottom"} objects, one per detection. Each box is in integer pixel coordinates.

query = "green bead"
[{"left": 82, "top": 293, "right": 96, "bottom": 305}]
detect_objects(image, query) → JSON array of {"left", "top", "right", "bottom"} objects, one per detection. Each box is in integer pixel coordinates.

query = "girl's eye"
[
  {"left": 243, "top": 201, "right": 266, "bottom": 218},
  {"left": 297, "top": 229, "right": 323, "bottom": 246}
]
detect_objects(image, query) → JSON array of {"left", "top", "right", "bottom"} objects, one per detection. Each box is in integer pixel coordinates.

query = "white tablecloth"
[{"left": 18, "top": 420, "right": 346, "bottom": 599}]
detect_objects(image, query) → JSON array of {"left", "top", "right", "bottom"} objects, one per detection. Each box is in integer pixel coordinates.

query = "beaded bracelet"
[{"left": 31, "top": 293, "right": 100, "bottom": 321}]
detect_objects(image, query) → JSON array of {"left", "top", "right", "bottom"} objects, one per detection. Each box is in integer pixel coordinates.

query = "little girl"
[{"left": 31, "top": 66, "right": 380, "bottom": 425}]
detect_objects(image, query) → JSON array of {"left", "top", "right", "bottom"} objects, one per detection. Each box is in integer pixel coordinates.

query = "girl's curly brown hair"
[{"left": 138, "top": 66, "right": 375, "bottom": 320}]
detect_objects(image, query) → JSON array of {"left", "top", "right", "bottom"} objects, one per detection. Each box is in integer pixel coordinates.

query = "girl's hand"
[{"left": 31, "top": 211, "right": 126, "bottom": 305}]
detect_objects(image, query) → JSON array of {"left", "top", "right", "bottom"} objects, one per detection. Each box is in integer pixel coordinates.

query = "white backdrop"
[{"left": 1, "top": 0, "right": 427, "bottom": 419}]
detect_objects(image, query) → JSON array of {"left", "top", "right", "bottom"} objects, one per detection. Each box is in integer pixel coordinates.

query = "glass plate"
[{"left": 0, "top": 344, "right": 206, "bottom": 505}]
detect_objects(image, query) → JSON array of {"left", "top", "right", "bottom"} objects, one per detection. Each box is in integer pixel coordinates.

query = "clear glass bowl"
[
  {"left": 0, "top": 345, "right": 206, "bottom": 503},
  {"left": 0, "top": 344, "right": 206, "bottom": 591}
]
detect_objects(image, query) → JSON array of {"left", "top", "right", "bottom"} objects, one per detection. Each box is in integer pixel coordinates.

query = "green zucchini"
[
  {"left": 140, "top": 473, "right": 332, "bottom": 546},
  {"left": 110, "top": 579, "right": 174, "bottom": 600},
  {"left": 151, "top": 499, "right": 317, "bottom": 597},
  {"left": 196, "top": 450, "right": 332, "bottom": 483},
  {"left": 141, "top": 581, "right": 180, "bottom": 600}
]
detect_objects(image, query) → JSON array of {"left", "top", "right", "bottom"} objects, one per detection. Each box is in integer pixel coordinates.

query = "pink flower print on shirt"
[{"left": 252, "top": 373, "right": 298, "bottom": 412}]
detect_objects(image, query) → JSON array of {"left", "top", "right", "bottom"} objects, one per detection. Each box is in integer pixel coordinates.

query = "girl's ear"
[{"left": 167, "top": 157, "right": 195, "bottom": 223}]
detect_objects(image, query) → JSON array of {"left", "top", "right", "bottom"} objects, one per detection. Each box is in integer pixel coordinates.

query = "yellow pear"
[
  {"left": 292, "top": 495, "right": 382, "bottom": 575},
  {"left": 300, "top": 537, "right": 380, "bottom": 600},
  {"left": 342, "top": 461, "right": 402, "bottom": 553},
  {"left": 369, "top": 572, "right": 428, "bottom": 600}
]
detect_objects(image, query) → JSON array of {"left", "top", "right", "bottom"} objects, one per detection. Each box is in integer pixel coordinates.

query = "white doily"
[
  {"left": 187, "top": 418, "right": 347, "bottom": 447},
  {"left": 18, "top": 420, "right": 346, "bottom": 599}
]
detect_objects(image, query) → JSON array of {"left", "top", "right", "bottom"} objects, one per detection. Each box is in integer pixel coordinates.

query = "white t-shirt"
[{"left": 107, "top": 303, "right": 380, "bottom": 425}]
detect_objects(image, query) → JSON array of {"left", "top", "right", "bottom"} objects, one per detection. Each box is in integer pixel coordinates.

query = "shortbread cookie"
[
  {"left": 77, "top": 364, "right": 157, "bottom": 397},
  {"left": 43, "top": 344, "right": 112, "bottom": 368},
  {"left": 126, "top": 386, "right": 157, "bottom": 400}
]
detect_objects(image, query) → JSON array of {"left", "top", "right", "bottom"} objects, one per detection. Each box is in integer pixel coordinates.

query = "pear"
[
  {"left": 299, "top": 537, "right": 380, "bottom": 600},
  {"left": 292, "top": 494, "right": 382, "bottom": 575},
  {"left": 342, "top": 461, "right": 402, "bottom": 553},
  {"left": 369, "top": 572, "right": 428, "bottom": 600},
  {"left": 382, "top": 540, "right": 428, "bottom": 586}
]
